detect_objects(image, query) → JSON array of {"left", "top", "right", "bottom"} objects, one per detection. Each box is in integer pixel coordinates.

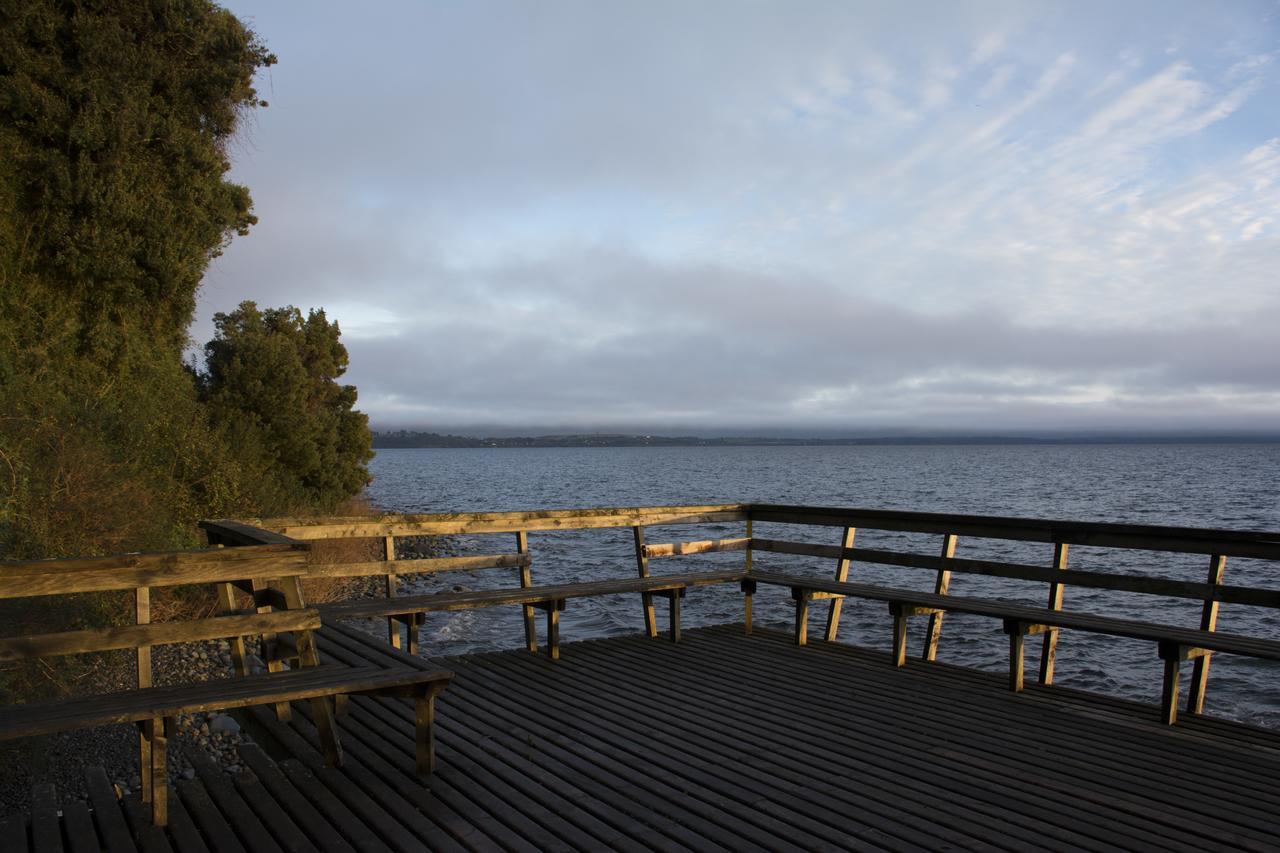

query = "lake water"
[{"left": 365, "top": 444, "right": 1280, "bottom": 728}]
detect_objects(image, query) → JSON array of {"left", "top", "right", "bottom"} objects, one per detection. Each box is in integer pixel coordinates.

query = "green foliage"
[
  {"left": 200, "top": 302, "right": 373, "bottom": 515},
  {"left": 0, "top": 2, "right": 297, "bottom": 559},
  {"left": 0, "top": 0, "right": 274, "bottom": 365}
]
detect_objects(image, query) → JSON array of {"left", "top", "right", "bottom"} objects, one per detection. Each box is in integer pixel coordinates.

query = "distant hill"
[{"left": 371, "top": 430, "right": 1280, "bottom": 449}]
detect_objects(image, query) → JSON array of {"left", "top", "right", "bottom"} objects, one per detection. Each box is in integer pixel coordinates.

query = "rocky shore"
[{"left": 0, "top": 638, "right": 263, "bottom": 816}]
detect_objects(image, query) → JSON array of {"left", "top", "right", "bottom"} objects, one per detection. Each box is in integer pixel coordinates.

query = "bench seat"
[
  {"left": 750, "top": 570, "right": 1280, "bottom": 724},
  {"left": 0, "top": 664, "right": 450, "bottom": 740},
  {"left": 320, "top": 570, "right": 746, "bottom": 658}
]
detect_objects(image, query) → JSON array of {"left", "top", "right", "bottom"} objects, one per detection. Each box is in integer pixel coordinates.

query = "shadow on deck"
[{"left": 17, "top": 624, "right": 1280, "bottom": 852}]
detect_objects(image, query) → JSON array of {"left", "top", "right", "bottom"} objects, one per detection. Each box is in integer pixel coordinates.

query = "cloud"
[{"left": 202, "top": 0, "right": 1280, "bottom": 433}]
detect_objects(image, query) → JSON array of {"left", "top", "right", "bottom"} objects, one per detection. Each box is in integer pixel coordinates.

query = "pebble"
[{"left": 0, "top": 638, "right": 258, "bottom": 816}]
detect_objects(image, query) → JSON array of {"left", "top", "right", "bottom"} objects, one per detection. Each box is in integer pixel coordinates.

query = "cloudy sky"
[{"left": 201, "top": 1, "right": 1280, "bottom": 435}]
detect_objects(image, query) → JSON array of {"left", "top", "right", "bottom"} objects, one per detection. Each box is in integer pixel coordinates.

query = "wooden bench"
[
  {"left": 750, "top": 570, "right": 1280, "bottom": 725},
  {"left": 0, "top": 545, "right": 452, "bottom": 825},
  {"left": 204, "top": 513, "right": 753, "bottom": 659},
  {"left": 320, "top": 570, "right": 746, "bottom": 659}
]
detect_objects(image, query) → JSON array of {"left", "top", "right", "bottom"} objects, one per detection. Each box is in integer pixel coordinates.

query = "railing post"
[
  {"left": 135, "top": 587, "right": 154, "bottom": 806},
  {"left": 384, "top": 535, "right": 400, "bottom": 649},
  {"left": 743, "top": 518, "right": 753, "bottom": 633},
  {"left": 517, "top": 530, "right": 536, "bottom": 653},
  {"left": 1038, "top": 542, "right": 1070, "bottom": 684},
  {"left": 921, "top": 534, "right": 958, "bottom": 660},
  {"left": 1187, "top": 553, "right": 1226, "bottom": 714},
  {"left": 741, "top": 577, "right": 757, "bottom": 635},
  {"left": 823, "top": 526, "right": 856, "bottom": 642},
  {"left": 633, "top": 525, "right": 657, "bottom": 638}
]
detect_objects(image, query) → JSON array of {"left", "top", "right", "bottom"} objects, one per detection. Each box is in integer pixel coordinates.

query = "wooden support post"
[
  {"left": 218, "top": 582, "right": 250, "bottom": 677},
  {"left": 667, "top": 590, "right": 684, "bottom": 643},
  {"left": 517, "top": 531, "right": 536, "bottom": 653},
  {"left": 145, "top": 717, "right": 171, "bottom": 825},
  {"left": 252, "top": 579, "right": 291, "bottom": 721},
  {"left": 384, "top": 536, "right": 400, "bottom": 650},
  {"left": 281, "top": 576, "right": 343, "bottom": 763},
  {"left": 633, "top": 526, "right": 657, "bottom": 638},
  {"left": 546, "top": 600, "right": 563, "bottom": 661},
  {"left": 921, "top": 534, "right": 958, "bottom": 661},
  {"left": 1008, "top": 626, "right": 1026, "bottom": 692},
  {"left": 1187, "top": 553, "right": 1226, "bottom": 715},
  {"left": 793, "top": 589, "right": 810, "bottom": 646},
  {"left": 406, "top": 614, "right": 421, "bottom": 656},
  {"left": 415, "top": 691, "right": 437, "bottom": 775},
  {"left": 1160, "top": 644, "right": 1183, "bottom": 726},
  {"left": 741, "top": 578, "right": 757, "bottom": 635},
  {"left": 1038, "top": 542, "right": 1070, "bottom": 685},
  {"left": 890, "top": 605, "right": 908, "bottom": 666},
  {"left": 823, "top": 526, "right": 857, "bottom": 643},
  {"left": 135, "top": 587, "right": 154, "bottom": 805}
]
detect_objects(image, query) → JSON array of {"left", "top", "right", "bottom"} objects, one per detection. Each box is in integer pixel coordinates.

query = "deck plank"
[{"left": 34, "top": 624, "right": 1280, "bottom": 852}]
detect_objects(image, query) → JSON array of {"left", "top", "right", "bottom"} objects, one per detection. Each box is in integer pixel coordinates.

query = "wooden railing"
[
  {"left": 203, "top": 504, "right": 750, "bottom": 651},
  {"left": 201, "top": 502, "right": 1280, "bottom": 722}
]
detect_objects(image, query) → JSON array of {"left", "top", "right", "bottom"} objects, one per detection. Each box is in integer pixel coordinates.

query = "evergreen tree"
[
  {"left": 0, "top": 1, "right": 274, "bottom": 556},
  {"left": 200, "top": 302, "right": 373, "bottom": 515}
]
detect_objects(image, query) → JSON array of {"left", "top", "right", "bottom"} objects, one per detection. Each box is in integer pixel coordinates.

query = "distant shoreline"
[{"left": 372, "top": 431, "right": 1280, "bottom": 449}]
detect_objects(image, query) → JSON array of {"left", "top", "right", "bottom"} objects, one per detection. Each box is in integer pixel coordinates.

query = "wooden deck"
[{"left": 13, "top": 624, "right": 1280, "bottom": 852}]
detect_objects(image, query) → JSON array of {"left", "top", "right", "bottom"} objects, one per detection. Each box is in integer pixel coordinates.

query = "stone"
[{"left": 210, "top": 714, "right": 240, "bottom": 735}]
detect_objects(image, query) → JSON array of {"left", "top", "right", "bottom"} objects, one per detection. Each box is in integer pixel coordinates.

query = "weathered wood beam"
[
  {"left": 303, "top": 553, "right": 530, "bottom": 579},
  {"left": 1187, "top": 554, "right": 1227, "bottom": 715},
  {"left": 256, "top": 504, "right": 749, "bottom": 539},
  {"left": 823, "top": 527, "right": 856, "bottom": 643},
  {"left": 642, "top": 538, "right": 750, "bottom": 558},
  {"left": 517, "top": 531, "right": 536, "bottom": 653},
  {"left": 0, "top": 546, "right": 307, "bottom": 599},
  {"left": 749, "top": 538, "right": 1280, "bottom": 608},
  {"left": 921, "top": 533, "right": 958, "bottom": 661},
  {"left": 748, "top": 504, "right": 1280, "bottom": 560},
  {"left": 1038, "top": 542, "right": 1071, "bottom": 685},
  {"left": 0, "top": 610, "right": 321, "bottom": 661}
]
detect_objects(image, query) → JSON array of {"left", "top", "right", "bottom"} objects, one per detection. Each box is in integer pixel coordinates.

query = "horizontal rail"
[
  {"left": 643, "top": 538, "right": 750, "bottom": 558},
  {"left": 306, "top": 553, "right": 530, "bottom": 579},
  {"left": 200, "top": 519, "right": 303, "bottom": 546},
  {"left": 321, "top": 570, "right": 746, "bottom": 620},
  {"left": 0, "top": 545, "right": 308, "bottom": 599},
  {"left": 749, "top": 504, "right": 1280, "bottom": 560},
  {"left": 249, "top": 504, "right": 749, "bottom": 539},
  {"left": 0, "top": 609, "right": 321, "bottom": 661},
  {"left": 750, "top": 538, "right": 1280, "bottom": 608}
]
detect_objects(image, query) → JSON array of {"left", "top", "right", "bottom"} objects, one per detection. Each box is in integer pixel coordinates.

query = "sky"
[{"left": 201, "top": 1, "right": 1280, "bottom": 436}]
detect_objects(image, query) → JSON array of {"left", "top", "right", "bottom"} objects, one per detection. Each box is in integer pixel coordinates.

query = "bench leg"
[
  {"left": 139, "top": 718, "right": 155, "bottom": 804},
  {"left": 891, "top": 608, "right": 908, "bottom": 667},
  {"left": 145, "top": 717, "right": 172, "bottom": 826},
  {"left": 406, "top": 614, "right": 421, "bottom": 656},
  {"left": 741, "top": 578, "right": 757, "bottom": 636},
  {"left": 334, "top": 694, "right": 350, "bottom": 716},
  {"left": 312, "top": 696, "right": 344, "bottom": 766},
  {"left": 547, "top": 602, "right": 561, "bottom": 661},
  {"left": 522, "top": 604, "right": 538, "bottom": 653},
  {"left": 641, "top": 592, "right": 657, "bottom": 638},
  {"left": 1187, "top": 652, "right": 1212, "bottom": 716},
  {"left": 1161, "top": 656, "right": 1181, "bottom": 726},
  {"left": 794, "top": 594, "right": 810, "bottom": 646},
  {"left": 1009, "top": 632, "right": 1025, "bottom": 692},
  {"left": 668, "top": 591, "right": 682, "bottom": 643},
  {"left": 415, "top": 691, "right": 437, "bottom": 775}
]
